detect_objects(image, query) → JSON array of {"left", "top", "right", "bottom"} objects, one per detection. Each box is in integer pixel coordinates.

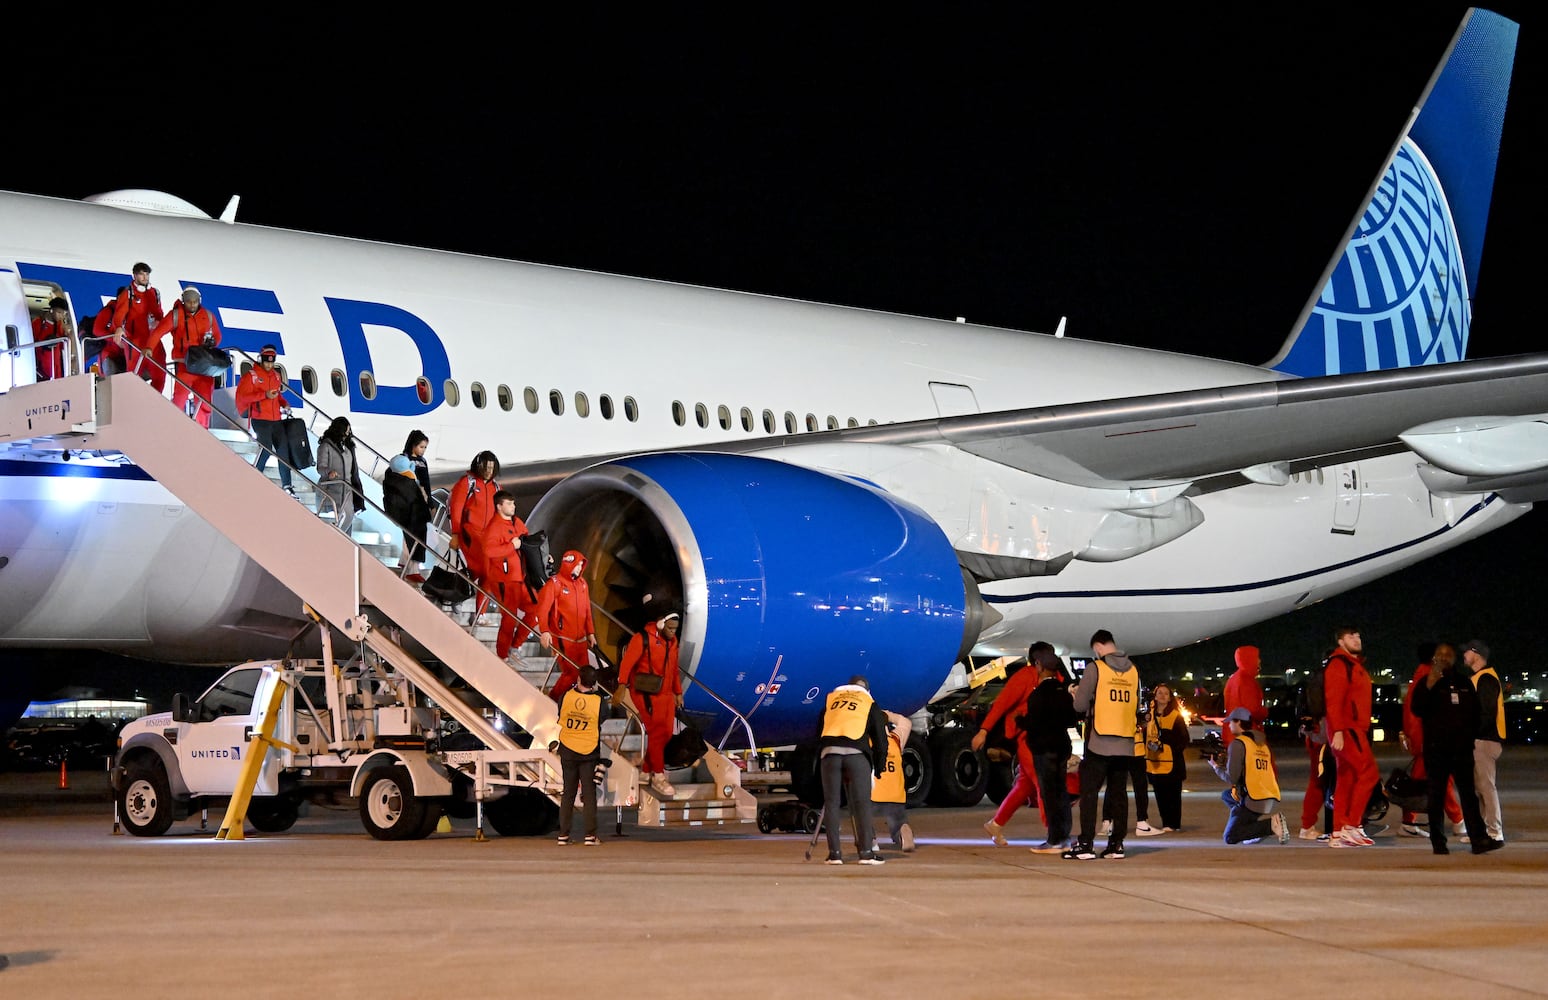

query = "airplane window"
[
  {"left": 740, "top": 407, "right": 754, "bottom": 432},
  {"left": 497, "top": 385, "right": 513, "bottom": 411},
  {"left": 302, "top": 366, "right": 318, "bottom": 395},
  {"left": 1316, "top": 468, "right": 1325, "bottom": 486},
  {"left": 599, "top": 395, "right": 614, "bottom": 420},
  {"left": 524, "top": 387, "right": 539, "bottom": 414},
  {"left": 359, "top": 371, "right": 377, "bottom": 401},
  {"left": 624, "top": 396, "right": 638, "bottom": 422},
  {"left": 718, "top": 405, "right": 731, "bottom": 431},
  {"left": 867, "top": 419, "right": 878, "bottom": 426},
  {"left": 785, "top": 411, "right": 797, "bottom": 434},
  {"left": 330, "top": 369, "right": 346, "bottom": 397},
  {"left": 762, "top": 409, "right": 775, "bottom": 434},
  {"left": 847, "top": 417, "right": 859, "bottom": 428},
  {"left": 471, "top": 382, "right": 487, "bottom": 409},
  {"left": 416, "top": 376, "right": 432, "bottom": 406},
  {"left": 695, "top": 403, "right": 709, "bottom": 429},
  {"left": 549, "top": 389, "right": 565, "bottom": 416},
  {"left": 805, "top": 413, "right": 817, "bottom": 432},
  {"left": 444, "top": 380, "right": 460, "bottom": 407},
  {"left": 672, "top": 401, "right": 686, "bottom": 426},
  {"left": 826, "top": 415, "right": 838, "bottom": 430},
  {"left": 275, "top": 364, "right": 289, "bottom": 385},
  {"left": 239, "top": 361, "right": 252, "bottom": 377},
  {"left": 575, "top": 392, "right": 590, "bottom": 418}
]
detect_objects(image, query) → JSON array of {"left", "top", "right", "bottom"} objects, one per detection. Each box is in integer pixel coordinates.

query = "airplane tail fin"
[{"left": 1268, "top": 9, "right": 1518, "bottom": 377}]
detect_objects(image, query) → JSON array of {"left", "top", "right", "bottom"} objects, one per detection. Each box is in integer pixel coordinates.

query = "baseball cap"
[
  {"left": 1225, "top": 707, "right": 1253, "bottom": 724},
  {"left": 1462, "top": 639, "right": 1490, "bottom": 660}
]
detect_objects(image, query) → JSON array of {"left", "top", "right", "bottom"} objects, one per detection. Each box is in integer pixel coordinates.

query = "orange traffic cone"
[{"left": 59, "top": 758, "right": 70, "bottom": 790}]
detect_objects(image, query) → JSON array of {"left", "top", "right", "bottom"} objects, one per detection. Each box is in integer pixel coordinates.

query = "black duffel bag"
[
  {"left": 183, "top": 344, "right": 233, "bottom": 377},
  {"left": 421, "top": 555, "right": 474, "bottom": 605}
]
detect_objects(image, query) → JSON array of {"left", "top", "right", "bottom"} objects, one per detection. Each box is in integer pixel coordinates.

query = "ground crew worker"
[
  {"left": 110, "top": 262, "right": 166, "bottom": 390},
  {"left": 536, "top": 549, "right": 596, "bottom": 702},
  {"left": 618, "top": 608, "right": 683, "bottom": 797},
  {"left": 149, "top": 286, "right": 222, "bottom": 427},
  {"left": 447, "top": 451, "right": 501, "bottom": 613},
  {"left": 1463, "top": 639, "right": 1506, "bottom": 845},
  {"left": 872, "top": 710, "right": 916, "bottom": 852},
  {"left": 1208, "top": 707, "right": 1290, "bottom": 844},
  {"left": 32, "top": 297, "right": 72, "bottom": 380},
  {"left": 554, "top": 664, "right": 605, "bottom": 846},
  {"left": 1064, "top": 629, "right": 1140, "bottom": 860},
  {"left": 818, "top": 674, "right": 888, "bottom": 866},
  {"left": 482, "top": 490, "right": 533, "bottom": 661},
  {"left": 234, "top": 345, "right": 297, "bottom": 495}
]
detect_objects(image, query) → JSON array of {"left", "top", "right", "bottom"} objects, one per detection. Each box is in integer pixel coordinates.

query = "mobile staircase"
[{"left": 1, "top": 369, "right": 756, "bottom": 834}]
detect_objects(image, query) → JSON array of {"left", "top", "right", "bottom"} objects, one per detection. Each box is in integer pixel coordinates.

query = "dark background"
[{"left": 7, "top": 4, "right": 1541, "bottom": 701}]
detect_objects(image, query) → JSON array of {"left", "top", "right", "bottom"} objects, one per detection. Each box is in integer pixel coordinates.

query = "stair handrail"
[
  {"left": 590, "top": 603, "right": 758, "bottom": 755},
  {"left": 3, "top": 332, "right": 77, "bottom": 384}
]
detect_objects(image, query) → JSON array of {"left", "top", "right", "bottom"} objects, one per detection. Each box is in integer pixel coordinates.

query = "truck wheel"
[
  {"left": 246, "top": 795, "right": 301, "bottom": 833},
  {"left": 926, "top": 728, "right": 988, "bottom": 807},
  {"left": 485, "top": 787, "right": 559, "bottom": 836},
  {"left": 902, "top": 732, "right": 932, "bottom": 809},
  {"left": 358, "top": 765, "right": 429, "bottom": 841},
  {"left": 118, "top": 761, "right": 174, "bottom": 837}
]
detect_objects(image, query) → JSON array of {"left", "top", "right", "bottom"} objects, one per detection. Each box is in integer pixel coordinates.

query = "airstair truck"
[{"left": 111, "top": 648, "right": 610, "bottom": 840}]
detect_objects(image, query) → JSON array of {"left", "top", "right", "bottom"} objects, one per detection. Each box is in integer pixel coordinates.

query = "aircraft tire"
[{"left": 926, "top": 727, "right": 988, "bottom": 807}]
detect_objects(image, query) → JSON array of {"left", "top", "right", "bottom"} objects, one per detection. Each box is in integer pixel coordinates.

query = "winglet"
[
  {"left": 219, "top": 195, "right": 240, "bottom": 224},
  {"left": 1269, "top": 10, "right": 1518, "bottom": 377}
]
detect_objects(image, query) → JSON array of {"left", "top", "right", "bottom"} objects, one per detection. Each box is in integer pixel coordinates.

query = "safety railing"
[{"left": 2, "top": 332, "right": 78, "bottom": 386}]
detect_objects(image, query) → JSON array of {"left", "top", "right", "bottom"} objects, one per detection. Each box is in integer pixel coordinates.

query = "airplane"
[{"left": 1, "top": 9, "right": 1543, "bottom": 761}]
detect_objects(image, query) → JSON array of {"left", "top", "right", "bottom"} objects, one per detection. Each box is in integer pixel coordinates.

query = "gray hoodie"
[{"left": 1073, "top": 651, "right": 1140, "bottom": 757}]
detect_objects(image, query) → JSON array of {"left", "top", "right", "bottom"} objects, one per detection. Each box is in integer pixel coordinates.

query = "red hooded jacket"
[{"left": 1222, "top": 645, "right": 1267, "bottom": 746}]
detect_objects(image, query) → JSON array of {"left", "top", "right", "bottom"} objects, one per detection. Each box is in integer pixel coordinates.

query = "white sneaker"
[
  {"left": 648, "top": 773, "right": 677, "bottom": 796},
  {"left": 1340, "top": 825, "right": 1374, "bottom": 847},
  {"left": 1098, "top": 820, "right": 1113, "bottom": 837},
  {"left": 898, "top": 823, "right": 916, "bottom": 853},
  {"left": 1134, "top": 821, "right": 1162, "bottom": 836},
  {"left": 1298, "top": 827, "right": 1321, "bottom": 840},
  {"left": 1270, "top": 812, "right": 1290, "bottom": 844},
  {"left": 1400, "top": 822, "right": 1429, "bottom": 837},
  {"left": 983, "top": 819, "right": 1007, "bottom": 847}
]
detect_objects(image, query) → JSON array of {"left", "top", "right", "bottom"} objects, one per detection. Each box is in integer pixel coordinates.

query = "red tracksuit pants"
[
  {"left": 1331, "top": 730, "right": 1379, "bottom": 831},
  {"left": 547, "top": 637, "right": 587, "bottom": 702},
  {"left": 630, "top": 688, "right": 676, "bottom": 775},
  {"left": 991, "top": 739, "right": 1045, "bottom": 828}
]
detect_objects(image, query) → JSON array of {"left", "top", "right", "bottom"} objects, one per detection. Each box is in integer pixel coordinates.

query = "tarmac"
[{"left": 3, "top": 746, "right": 1546, "bottom": 1000}]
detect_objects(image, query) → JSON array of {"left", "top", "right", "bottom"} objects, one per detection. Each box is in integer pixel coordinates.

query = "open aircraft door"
[{"left": 1, "top": 268, "right": 36, "bottom": 392}]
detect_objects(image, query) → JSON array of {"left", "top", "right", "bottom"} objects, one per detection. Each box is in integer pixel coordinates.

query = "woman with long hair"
[
  {"left": 1144, "top": 683, "right": 1190, "bottom": 832},
  {"left": 316, "top": 416, "right": 360, "bottom": 533}
]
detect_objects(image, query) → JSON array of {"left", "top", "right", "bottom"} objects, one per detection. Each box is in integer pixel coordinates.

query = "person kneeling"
[{"left": 1209, "top": 707, "right": 1289, "bottom": 845}]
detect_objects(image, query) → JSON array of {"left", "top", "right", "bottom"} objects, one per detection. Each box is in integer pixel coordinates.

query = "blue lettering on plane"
[{"left": 15, "top": 263, "right": 448, "bottom": 416}]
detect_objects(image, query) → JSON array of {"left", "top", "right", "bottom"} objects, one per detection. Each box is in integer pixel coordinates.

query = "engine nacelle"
[{"left": 530, "top": 453, "right": 980, "bottom": 747}]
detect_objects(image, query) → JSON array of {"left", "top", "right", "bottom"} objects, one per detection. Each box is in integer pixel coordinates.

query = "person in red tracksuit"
[
  {"left": 619, "top": 608, "right": 684, "bottom": 797},
  {"left": 536, "top": 549, "right": 596, "bottom": 703},
  {"left": 1324, "top": 626, "right": 1379, "bottom": 847},
  {"left": 1222, "top": 645, "right": 1268, "bottom": 749},
  {"left": 482, "top": 490, "right": 535, "bottom": 660},
  {"left": 110, "top": 262, "right": 166, "bottom": 390},
  {"left": 447, "top": 450, "right": 501, "bottom": 613},
  {"left": 150, "top": 287, "right": 222, "bottom": 428},
  {"left": 32, "top": 297, "right": 72, "bottom": 380},
  {"left": 973, "top": 642, "right": 1057, "bottom": 846},
  {"left": 234, "top": 345, "right": 296, "bottom": 494}
]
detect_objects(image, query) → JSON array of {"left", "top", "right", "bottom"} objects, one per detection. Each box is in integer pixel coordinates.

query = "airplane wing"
[{"left": 496, "top": 353, "right": 1548, "bottom": 503}]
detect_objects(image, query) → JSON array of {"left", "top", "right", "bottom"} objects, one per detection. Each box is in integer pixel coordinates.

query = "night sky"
[{"left": 8, "top": 4, "right": 1542, "bottom": 695}]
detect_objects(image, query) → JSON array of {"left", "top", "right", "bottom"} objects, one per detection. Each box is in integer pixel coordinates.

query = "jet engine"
[{"left": 529, "top": 453, "right": 985, "bottom": 747}]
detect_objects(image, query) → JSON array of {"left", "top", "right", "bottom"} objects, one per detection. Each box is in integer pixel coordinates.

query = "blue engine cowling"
[{"left": 528, "top": 453, "right": 982, "bottom": 747}]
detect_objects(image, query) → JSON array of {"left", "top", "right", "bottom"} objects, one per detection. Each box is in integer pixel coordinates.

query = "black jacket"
[
  {"left": 1024, "top": 676, "right": 1076, "bottom": 756},
  {"left": 1412, "top": 668, "right": 1480, "bottom": 756},
  {"left": 382, "top": 471, "right": 430, "bottom": 530}
]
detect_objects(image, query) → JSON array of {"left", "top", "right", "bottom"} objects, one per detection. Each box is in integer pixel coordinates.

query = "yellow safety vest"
[
  {"left": 1145, "top": 708, "right": 1179, "bottom": 774},
  {"left": 1240, "top": 735, "right": 1280, "bottom": 802},
  {"left": 1470, "top": 665, "right": 1506, "bottom": 739},
  {"left": 873, "top": 731, "right": 906, "bottom": 804},
  {"left": 821, "top": 686, "right": 875, "bottom": 740},
  {"left": 1091, "top": 660, "right": 1139, "bottom": 738},
  {"left": 558, "top": 689, "right": 602, "bottom": 754}
]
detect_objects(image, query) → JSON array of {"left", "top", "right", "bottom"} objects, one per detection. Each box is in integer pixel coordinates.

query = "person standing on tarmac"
[
  {"left": 1462, "top": 639, "right": 1507, "bottom": 845},
  {"left": 975, "top": 641, "right": 1055, "bottom": 847},
  {"left": 1399, "top": 643, "right": 1464, "bottom": 838},
  {"left": 554, "top": 664, "right": 605, "bottom": 846},
  {"left": 536, "top": 550, "right": 597, "bottom": 702},
  {"left": 1411, "top": 642, "right": 1497, "bottom": 855},
  {"left": 1223, "top": 646, "right": 1268, "bottom": 748},
  {"left": 149, "top": 286, "right": 222, "bottom": 427},
  {"left": 618, "top": 608, "right": 684, "bottom": 797},
  {"left": 235, "top": 345, "right": 298, "bottom": 497},
  {"left": 818, "top": 675, "right": 889, "bottom": 866},
  {"left": 1024, "top": 649, "right": 1077, "bottom": 855},
  {"left": 1143, "top": 683, "right": 1189, "bottom": 833},
  {"left": 448, "top": 451, "right": 501, "bottom": 613},
  {"left": 1324, "top": 626, "right": 1379, "bottom": 848},
  {"left": 1064, "top": 629, "right": 1140, "bottom": 861},
  {"left": 109, "top": 262, "right": 166, "bottom": 390},
  {"left": 482, "top": 490, "right": 532, "bottom": 661}
]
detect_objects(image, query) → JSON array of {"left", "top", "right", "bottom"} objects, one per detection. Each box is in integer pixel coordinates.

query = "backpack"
[
  {"left": 520, "top": 530, "right": 552, "bottom": 595},
  {"left": 1296, "top": 659, "right": 1329, "bottom": 721}
]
